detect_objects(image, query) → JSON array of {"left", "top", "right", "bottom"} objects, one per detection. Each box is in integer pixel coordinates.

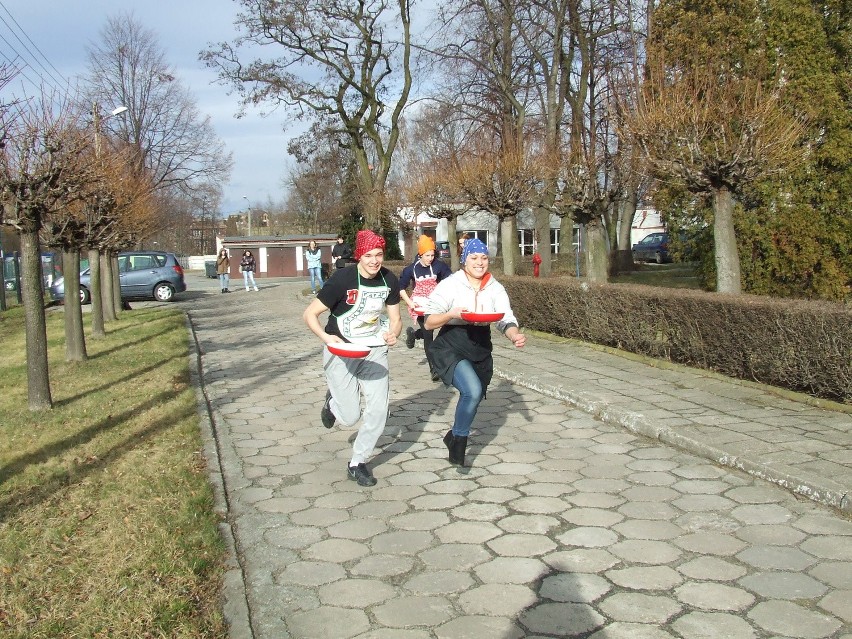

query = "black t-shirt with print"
[{"left": 318, "top": 265, "right": 401, "bottom": 339}]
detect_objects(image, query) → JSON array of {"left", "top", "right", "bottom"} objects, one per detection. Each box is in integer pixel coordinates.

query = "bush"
[{"left": 502, "top": 276, "right": 852, "bottom": 403}]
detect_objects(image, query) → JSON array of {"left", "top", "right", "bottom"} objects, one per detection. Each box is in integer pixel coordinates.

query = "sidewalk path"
[{"left": 183, "top": 275, "right": 851, "bottom": 639}]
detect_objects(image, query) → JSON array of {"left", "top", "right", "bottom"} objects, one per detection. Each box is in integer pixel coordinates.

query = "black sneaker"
[
  {"left": 430, "top": 369, "right": 441, "bottom": 382},
  {"left": 405, "top": 327, "right": 416, "bottom": 349},
  {"left": 347, "top": 463, "right": 377, "bottom": 486},
  {"left": 320, "top": 390, "right": 336, "bottom": 429}
]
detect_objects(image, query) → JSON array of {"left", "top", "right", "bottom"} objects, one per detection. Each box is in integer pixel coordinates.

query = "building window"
[{"left": 518, "top": 229, "right": 535, "bottom": 255}]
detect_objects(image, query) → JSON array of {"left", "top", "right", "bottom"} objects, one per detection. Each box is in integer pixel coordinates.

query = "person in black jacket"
[
  {"left": 240, "top": 250, "right": 259, "bottom": 291},
  {"left": 331, "top": 235, "right": 353, "bottom": 269}
]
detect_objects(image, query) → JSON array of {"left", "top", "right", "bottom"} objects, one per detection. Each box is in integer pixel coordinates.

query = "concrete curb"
[
  {"left": 186, "top": 315, "right": 254, "bottom": 639},
  {"left": 494, "top": 366, "right": 850, "bottom": 514}
]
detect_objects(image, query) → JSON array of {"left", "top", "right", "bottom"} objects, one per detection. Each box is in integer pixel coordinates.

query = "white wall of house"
[
  {"left": 631, "top": 208, "right": 665, "bottom": 245},
  {"left": 400, "top": 206, "right": 576, "bottom": 259}
]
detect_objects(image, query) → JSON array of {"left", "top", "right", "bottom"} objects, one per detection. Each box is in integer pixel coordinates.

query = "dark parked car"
[
  {"left": 436, "top": 241, "right": 450, "bottom": 260},
  {"left": 50, "top": 251, "right": 186, "bottom": 304},
  {"left": 632, "top": 232, "right": 672, "bottom": 264}
]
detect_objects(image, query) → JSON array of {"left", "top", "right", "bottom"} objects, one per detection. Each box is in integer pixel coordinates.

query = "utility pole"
[{"left": 242, "top": 196, "right": 252, "bottom": 237}]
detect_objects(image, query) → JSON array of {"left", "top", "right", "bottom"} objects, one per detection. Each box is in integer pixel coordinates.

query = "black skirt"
[{"left": 429, "top": 323, "right": 494, "bottom": 394}]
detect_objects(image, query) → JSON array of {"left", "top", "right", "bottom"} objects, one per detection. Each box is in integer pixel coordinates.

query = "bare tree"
[
  {"left": 85, "top": 12, "right": 233, "bottom": 201},
  {"left": 0, "top": 94, "right": 90, "bottom": 409},
  {"left": 203, "top": 0, "right": 413, "bottom": 230},
  {"left": 626, "top": 69, "right": 805, "bottom": 293}
]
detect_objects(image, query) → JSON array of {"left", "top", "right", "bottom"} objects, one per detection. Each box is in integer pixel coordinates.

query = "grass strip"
[{"left": 0, "top": 305, "right": 226, "bottom": 638}]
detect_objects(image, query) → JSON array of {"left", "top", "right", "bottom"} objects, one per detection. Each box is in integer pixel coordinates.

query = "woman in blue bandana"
[{"left": 424, "top": 238, "right": 526, "bottom": 467}]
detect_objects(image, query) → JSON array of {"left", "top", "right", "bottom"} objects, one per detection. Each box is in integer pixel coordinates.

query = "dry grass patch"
[{"left": 0, "top": 306, "right": 226, "bottom": 638}]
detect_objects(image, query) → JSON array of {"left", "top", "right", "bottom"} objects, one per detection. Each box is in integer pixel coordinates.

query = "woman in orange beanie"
[{"left": 399, "top": 235, "right": 451, "bottom": 380}]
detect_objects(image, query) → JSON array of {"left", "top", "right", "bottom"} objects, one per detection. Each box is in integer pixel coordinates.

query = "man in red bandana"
[{"left": 303, "top": 230, "right": 402, "bottom": 486}]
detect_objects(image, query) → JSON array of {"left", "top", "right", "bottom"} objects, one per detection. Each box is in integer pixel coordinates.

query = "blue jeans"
[
  {"left": 218, "top": 273, "right": 229, "bottom": 289},
  {"left": 451, "top": 359, "right": 483, "bottom": 437},
  {"left": 308, "top": 266, "right": 323, "bottom": 292}
]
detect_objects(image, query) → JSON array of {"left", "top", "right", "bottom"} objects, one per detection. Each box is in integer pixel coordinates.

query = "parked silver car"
[{"left": 50, "top": 251, "right": 187, "bottom": 304}]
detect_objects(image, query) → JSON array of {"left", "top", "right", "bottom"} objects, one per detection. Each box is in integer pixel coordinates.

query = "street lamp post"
[
  {"left": 92, "top": 104, "right": 128, "bottom": 158},
  {"left": 242, "top": 196, "right": 252, "bottom": 237}
]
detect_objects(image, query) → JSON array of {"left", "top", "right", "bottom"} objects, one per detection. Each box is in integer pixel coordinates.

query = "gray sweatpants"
[{"left": 323, "top": 346, "right": 390, "bottom": 466}]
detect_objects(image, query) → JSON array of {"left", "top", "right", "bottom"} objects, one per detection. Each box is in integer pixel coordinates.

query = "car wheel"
[
  {"left": 80, "top": 286, "right": 91, "bottom": 304},
  {"left": 655, "top": 252, "right": 663, "bottom": 264},
  {"left": 153, "top": 283, "right": 175, "bottom": 302}
]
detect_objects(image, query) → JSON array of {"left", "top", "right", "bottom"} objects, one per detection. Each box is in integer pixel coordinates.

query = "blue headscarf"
[{"left": 461, "top": 238, "right": 488, "bottom": 265}]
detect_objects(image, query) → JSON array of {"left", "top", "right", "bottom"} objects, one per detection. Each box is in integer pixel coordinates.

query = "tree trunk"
[
  {"left": 62, "top": 248, "right": 87, "bottom": 361},
  {"left": 559, "top": 216, "right": 574, "bottom": 256},
  {"left": 612, "top": 194, "right": 638, "bottom": 274},
  {"left": 448, "top": 217, "right": 459, "bottom": 271},
  {"left": 500, "top": 217, "right": 517, "bottom": 276},
  {"left": 712, "top": 186, "right": 742, "bottom": 294},
  {"left": 534, "top": 205, "right": 553, "bottom": 277},
  {"left": 100, "top": 253, "right": 117, "bottom": 322},
  {"left": 585, "top": 218, "right": 610, "bottom": 283},
  {"left": 88, "top": 248, "right": 105, "bottom": 337},
  {"left": 111, "top": 252, "right": 122, "bottom": 315},
  {"left": 20, "top": 230, "right": 52, "bottom": 410}
]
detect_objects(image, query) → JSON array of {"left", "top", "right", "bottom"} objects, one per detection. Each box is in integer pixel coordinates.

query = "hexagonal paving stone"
[
  {"left": 730, "top": 503, "right": 794, "bottom": 525},
  {"left": 435, "top": 615, "right": 525, "bottom": 639},
  {"left": 609, "top": 539, "right": 682, "bottom": 564},
  {"left": 598, "top": 592, "right": 682, "bottom": 623},
  {"left": 487, "top": 533, "right": 557, "bottom": 557},
  {"left": 739, "top": 571, "right": 828, "bottom": 599},
  {"left": 497, "top": 514, "right": 560, "bottom": 534},
  {"left": 677, "top": 556, "right": 748, "bottom": 581},
  {"left": 675, "top": 532, "right": 747, "bottom": 556},
  {"left": 372, "top": 595, "right": 454, "bottom": 628},
  {"left": 458, "top": 583, "right": 537, "bottom": 616},
  {"left": 518, "top": 602, "right": 605, "bottom": 636},
  {"left": 286, "top": 607, "right": 370, "bottom": 639},
  {"left": 747, "top": 600, "right": 843, "bottom": 638},
  {"left": 539, "top": 572, "right": 612, "bottom": 603},
  {"left": 557, "top": 526, "right": 619, "bottom": 548},
  {"left": 350, "top": 554, "right": 415, "bottom": 578},
  {"left": 800, "top": 536, "right": 852, "bottom": 561},
  {"left": 589, "top": 623, "right": 678, "bottom": 638},
  {"left": 419, "top": 543, "right": 493, "bottom": 570},
  {"left": 819, "top": 590, "right": 852, "bottom": 623},
  {"left": 671, "top": 611, "right": 757, "bottom": 639},
  {"left": 612, "top": 520, "right": 683, "bottom": 540},
  {"left": 735, "top": 524, "right": 806, "bottom": 546},
  {"left": 545, "top": 548, "right": 620, "bottom": 573},
  {"left": 606, "top": 565, "right": 684, "bottom": 590},
  {"left": 474, "top": 557, "right": 549, "bottom": 584},
  {"left": 674, "top": 582, "right": 755, "bottom": 611},
  {"left": 318, "top": 578, "right": 397, "bottom": 607},
  {"left": 403, "top": 570, "right": 474, "bottom": 594},
  {"left": 281, "top": 560, "right": 346, "bottom": 587},
  {"left": 736, "top": 546, "right": 818, "bottom": 571},
  {"left": 809, "top": 561, "right": 852, "bottom": 589}
]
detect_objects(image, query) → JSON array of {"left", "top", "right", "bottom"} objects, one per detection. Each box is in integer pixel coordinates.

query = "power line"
[{"left": 0, "top": 1, "right": 69, "bottom": 95}]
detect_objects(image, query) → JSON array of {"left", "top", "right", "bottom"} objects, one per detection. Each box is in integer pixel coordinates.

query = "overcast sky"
[{"left": 1, "top": 0, "right": 299, "bottom": 216}]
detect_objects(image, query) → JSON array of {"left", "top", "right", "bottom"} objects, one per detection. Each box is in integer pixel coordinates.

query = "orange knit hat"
[{"left": 417, "top": 235, "right": 436, "bottom": 255}]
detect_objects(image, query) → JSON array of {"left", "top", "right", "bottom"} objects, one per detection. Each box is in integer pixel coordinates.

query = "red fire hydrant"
[{"left": 532, "top": 252, "right": 542, "bottom": 277}]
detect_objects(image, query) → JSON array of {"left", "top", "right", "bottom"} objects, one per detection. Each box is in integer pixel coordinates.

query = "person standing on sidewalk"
[
  {"left": 216, "top": 248, "right": 231, "bottom": 293},
  {"left": 240, "top": 250, "right": 259, "bottom": 291},
  {"left": 331, "top": 234, "right": 353, "bottom": 270},
  {"left": 424, "top": 238, "right": 525, "bottom": 467},
  {"left": 305, "top": 240, "right": 324, "bottom": 294},
  {"left": 399, "top": 235, "right": 451, "bottom": 381},
  {"left": 302, "top": 230, "right": 402, "bottom": 487}
]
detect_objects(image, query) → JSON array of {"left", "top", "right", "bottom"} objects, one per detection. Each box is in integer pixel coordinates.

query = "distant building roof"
[{"left": 223, "top": 233, "right": 338, "bottom": 243}]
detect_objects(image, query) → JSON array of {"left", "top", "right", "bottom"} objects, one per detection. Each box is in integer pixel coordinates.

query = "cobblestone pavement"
[{"left": 182, "top": 275, "right": 851, "bottom": 639}]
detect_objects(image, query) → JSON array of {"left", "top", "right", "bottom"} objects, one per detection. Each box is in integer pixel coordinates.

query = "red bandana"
[{"left": 354, "top": 230, "right": 386, "bottom": 260}]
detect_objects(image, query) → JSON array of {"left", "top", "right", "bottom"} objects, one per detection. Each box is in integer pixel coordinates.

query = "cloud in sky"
[{"left": 1, "top": 0, "right": 297, "bottom": 215}]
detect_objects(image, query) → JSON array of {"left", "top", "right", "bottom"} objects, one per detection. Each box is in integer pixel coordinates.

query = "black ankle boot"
[{"left": 444, "top": 430, "right": 468, "bottom": 466}]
